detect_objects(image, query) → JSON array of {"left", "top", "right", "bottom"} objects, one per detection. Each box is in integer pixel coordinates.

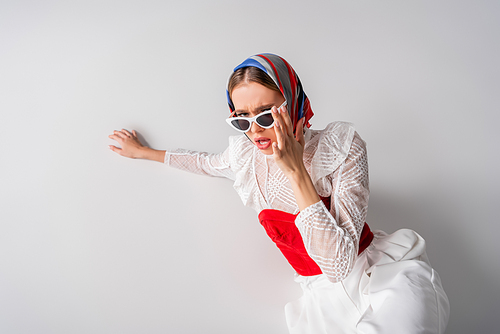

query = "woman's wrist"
[
  {"left": 286, "top": 164, "right": 309, "bottom": 182},
  {"left": 138, "top": 147, "right": 166, "bottom": 162}
]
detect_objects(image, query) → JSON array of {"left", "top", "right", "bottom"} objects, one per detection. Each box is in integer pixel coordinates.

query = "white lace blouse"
[{"left": 164, "top": 122, "right": 369, "bottom": 283}]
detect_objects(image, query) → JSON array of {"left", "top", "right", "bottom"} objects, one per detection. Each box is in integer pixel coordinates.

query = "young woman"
[{"left": 108, "top": 54, "right": 450, "bottom": 334}]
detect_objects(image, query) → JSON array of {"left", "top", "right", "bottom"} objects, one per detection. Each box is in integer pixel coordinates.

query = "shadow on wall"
[{"left": 367, "top": 189, "right": 499, "bottom": 334}]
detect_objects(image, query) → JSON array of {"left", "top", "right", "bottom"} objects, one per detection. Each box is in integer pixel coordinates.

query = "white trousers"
[{"left": 284, "top": 229, "right": 450, "bottom": 334}]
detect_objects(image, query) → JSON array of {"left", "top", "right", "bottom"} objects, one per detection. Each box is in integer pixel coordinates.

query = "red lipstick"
[{"left": 254, "top": 136, "right": 272, "bottom": 150}]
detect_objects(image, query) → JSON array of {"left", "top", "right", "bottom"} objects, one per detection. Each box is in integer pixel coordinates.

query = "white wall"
[{"left": 1, "top": 1, "right": 498, "bottom": 333}]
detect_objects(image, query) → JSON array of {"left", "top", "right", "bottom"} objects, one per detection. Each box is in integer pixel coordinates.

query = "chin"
[{"left": 259, "top": 148, "right": 274, "bottom": 155}]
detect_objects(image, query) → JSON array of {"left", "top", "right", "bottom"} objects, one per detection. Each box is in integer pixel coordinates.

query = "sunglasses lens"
[
  {"left": 231, "top": 119, "right": 250, "bottom": 132},
  {"left": 256, "top": 113, "right": 274, "bottom": 128}
]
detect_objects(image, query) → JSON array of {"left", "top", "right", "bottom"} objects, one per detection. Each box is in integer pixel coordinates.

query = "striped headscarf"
[{"left": 227, "top": 54, "right": 314, "bottom": 133}]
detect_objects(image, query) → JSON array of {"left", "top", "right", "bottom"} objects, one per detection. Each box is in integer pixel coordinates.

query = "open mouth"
[{"left": 254, "top": 137, "right": 272, "bottom": 150}]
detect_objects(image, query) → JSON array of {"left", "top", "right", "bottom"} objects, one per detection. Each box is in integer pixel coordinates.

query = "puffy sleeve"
[
  {"left": 163, "top": 136, "right": 249, "bottom": 181},
  {"left": 295, "top": 132, "right": 369, "bottom": 283}
]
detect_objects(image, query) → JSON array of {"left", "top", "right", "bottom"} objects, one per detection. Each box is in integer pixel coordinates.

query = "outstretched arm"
[
  {"left": 108, "top": 129, "right": 165, "bottom": 162},
  {"left": 108, "top": 129, "right": 235, "bottom": 179}
]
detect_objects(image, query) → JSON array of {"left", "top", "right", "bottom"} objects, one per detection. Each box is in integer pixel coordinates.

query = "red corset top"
[{"left": 258, "top": 197, "right": 374, "bottom": 277}]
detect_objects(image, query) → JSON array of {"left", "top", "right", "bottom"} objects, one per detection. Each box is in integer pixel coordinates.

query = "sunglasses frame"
[{"left": 226, "top": 101, "right": 287, "bottom": 133}]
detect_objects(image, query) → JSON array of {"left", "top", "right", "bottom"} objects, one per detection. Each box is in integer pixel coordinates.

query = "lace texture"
[
  {"left": 164, "top": 122, "right": 369, "bottom": 283},
  {"left": 165, "top": 148, "right": 235, "bottom": 180}
]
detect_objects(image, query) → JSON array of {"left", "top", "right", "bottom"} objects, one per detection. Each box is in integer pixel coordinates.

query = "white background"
[{"left": 1, "top": 1, "right": 498, "bottom": 333}]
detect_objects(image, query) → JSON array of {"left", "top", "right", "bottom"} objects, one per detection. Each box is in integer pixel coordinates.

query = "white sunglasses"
[{"left": 226, "top": 101, "right": 287, "bottom": 133}]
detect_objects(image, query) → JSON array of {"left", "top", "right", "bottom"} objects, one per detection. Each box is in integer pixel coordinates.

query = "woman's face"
[{"left": 231, "top": 82, "right": 286, "bottom": 155}]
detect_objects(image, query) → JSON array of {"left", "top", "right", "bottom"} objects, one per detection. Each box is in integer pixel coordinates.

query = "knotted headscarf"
[{"left": 226, "top": 53, "right": 314, "bottom": 133}]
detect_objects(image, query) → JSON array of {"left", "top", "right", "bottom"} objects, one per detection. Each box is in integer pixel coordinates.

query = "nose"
[{"left": 249, "top": 120, "right": 264, "bottom": 133}]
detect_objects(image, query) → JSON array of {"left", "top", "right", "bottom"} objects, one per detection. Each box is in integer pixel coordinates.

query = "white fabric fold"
[{"left": 285, "top": 229, "right": 450, "bottom": 334}]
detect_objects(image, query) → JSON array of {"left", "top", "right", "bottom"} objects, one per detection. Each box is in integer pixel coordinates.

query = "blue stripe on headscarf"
[
  {"left": 298, "top": 93, "right": 305, "bottom": 120},
  {"left": 234, "top": 58, "right": 268, "bottom": 74}
]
